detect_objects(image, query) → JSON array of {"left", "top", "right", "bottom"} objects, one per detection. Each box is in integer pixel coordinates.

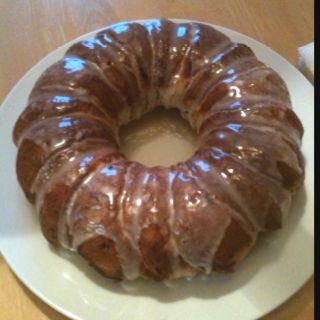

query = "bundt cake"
[{"left": 13, "top": 19, "right": 304, "bottom": 281}]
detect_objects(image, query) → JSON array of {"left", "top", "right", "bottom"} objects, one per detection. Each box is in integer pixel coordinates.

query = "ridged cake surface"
[{"left": 13, "top": 19, "right": 304, "bottom": 280}]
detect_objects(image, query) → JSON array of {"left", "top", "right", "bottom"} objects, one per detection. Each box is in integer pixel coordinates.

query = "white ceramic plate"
[{"left": 0, "top": 19, "right": 314, "bottom": 320}]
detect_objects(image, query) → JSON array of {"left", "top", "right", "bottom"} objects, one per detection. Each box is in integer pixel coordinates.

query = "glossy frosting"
[{"left": 14, "top": 19, "right": 304, "bottom": 280}]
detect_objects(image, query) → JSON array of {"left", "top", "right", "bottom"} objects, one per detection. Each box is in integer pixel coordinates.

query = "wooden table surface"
[{"left": 0, "top": 0, "right": 314, "bottom": 319}]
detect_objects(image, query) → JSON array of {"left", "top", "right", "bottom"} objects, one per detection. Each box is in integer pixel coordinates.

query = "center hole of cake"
[{"left": 119, "top": 107, "right": 198, "bottom": 167}]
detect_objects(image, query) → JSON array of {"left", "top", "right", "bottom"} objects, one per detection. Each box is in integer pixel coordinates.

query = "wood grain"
[{"left": 0, "top": 0, "right": 314, "bottom": 319}]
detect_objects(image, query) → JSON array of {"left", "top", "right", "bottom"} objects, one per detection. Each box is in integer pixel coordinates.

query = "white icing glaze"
[
  {"left": 115, "top": 163, "right": 142, "bottom": 280},
  {"left": 165, "top": 170, "right": 181, "bottom": 277}
]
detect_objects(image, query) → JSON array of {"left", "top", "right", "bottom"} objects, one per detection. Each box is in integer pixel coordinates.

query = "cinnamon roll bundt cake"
[{"left": 13, "top": 19, "right": 304, "bottom": 280}]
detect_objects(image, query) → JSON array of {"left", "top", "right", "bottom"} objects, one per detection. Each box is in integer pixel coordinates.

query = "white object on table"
[{"left": 298, "top": 42, "right": 314, "bottom": 83}]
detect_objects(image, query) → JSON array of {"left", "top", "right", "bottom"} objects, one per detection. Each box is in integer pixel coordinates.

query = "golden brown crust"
[
  {"left": 138, "top": 224, "right": 172, "bottom": 280},
  {"left": 39, "top": 182, "right": 71, "bottom": 246},
  {"left": 212, "top": 219, "right": 254, "bottom": 272},
  {"left": 16, "top": 140, "right": 46, "bottom": 202},
  {"left": 79, "top": 236, "right": 123, "bottom": 280}
]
